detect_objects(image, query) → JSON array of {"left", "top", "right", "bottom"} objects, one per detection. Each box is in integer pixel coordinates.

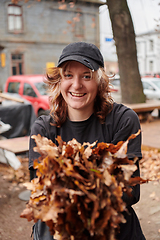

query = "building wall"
[
  {"left": 0, "top": 0, "right": 101, "bottom": 91},
  {"left": 136, "top": 33, "right": 160, "bottom": 76}
]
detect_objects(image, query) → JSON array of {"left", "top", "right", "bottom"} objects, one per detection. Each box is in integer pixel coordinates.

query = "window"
[
  {"left": 11, "top": 54, "right": 24, "bottom": 75},
  {"left": 142, "top": 82, "right": 155, "bottom": 91},
  {"left": 149, "top": 60, "right": 153, "bottom": 73},
  {"left": 8, "top": 82, "right": 20, "bottom": 93},
  {"left": 23, "top": 83, "right": 37, "bottom": 97},
  {"left": 152, "top": 80, "right": 160, "bottom": 89},
  {"left": 8, "top": 4, "right": 23, "bottom": 32},
  {"left": 34, "top": 82, "right": 47, "bottom": 95},
  {"left": 149, "top": 40, "right": 154, "bottom": 51}
]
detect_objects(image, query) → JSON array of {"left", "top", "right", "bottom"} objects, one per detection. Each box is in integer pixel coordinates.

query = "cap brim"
[{"left": 57, "top": 55, "right": 99, "bottom": 71}]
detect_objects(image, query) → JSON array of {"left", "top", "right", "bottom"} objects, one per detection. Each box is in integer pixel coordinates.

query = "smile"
[{"left": 70, "top": 92, "right": 86, "bottom": 97}]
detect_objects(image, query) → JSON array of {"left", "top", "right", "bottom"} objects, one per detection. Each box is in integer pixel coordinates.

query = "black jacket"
[{"left": 29, "top": 103, "right": 146, "bottom": 240}]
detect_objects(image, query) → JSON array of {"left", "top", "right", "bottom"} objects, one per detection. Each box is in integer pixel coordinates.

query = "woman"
[{"left": 29, "top": 42, "right": 146, "bottom": 240}]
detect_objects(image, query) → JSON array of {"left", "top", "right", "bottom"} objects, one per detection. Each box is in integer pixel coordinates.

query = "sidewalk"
[
  {"left": 141, "top": 118, "right": 160, "bottom": 149},
  {"left": 135, "top": 117, "right": 160, "bottom": 240}
]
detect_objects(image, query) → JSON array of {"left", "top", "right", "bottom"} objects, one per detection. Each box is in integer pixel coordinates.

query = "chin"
[{"left": 71, "top": 106, "right": 84, "bottom": 110}]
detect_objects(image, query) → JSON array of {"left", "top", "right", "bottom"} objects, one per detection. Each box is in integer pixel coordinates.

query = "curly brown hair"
[{"left": 45, "top": 65, "right": 114, "bottom": 127}]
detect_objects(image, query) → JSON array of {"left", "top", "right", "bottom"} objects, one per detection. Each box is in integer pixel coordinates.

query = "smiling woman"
[
  {"left": 44, "top": 42, "right": 113, "bottom": 127},
  {"left": 29, "top": 42, "right": 146, "bottom": 240},
  {"left": 60, "top": 61, "right": 98, "bottom": 121}
]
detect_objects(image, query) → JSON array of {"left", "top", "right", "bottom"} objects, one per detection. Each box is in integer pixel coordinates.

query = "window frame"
[
  {"left": 149, "top": 60, "right": 153, "bottom": 73},
  {"left": 23, "top": 83, "right": 37, "bottom": 97},
  {"left": 7, "top": 4, "right": 23, "bottom": 33},
  {"left": 149, "top": 39, "right": 154, "bottom": 52},
  {"left": 8, "top": 82, "right": 20, "bottom": 94},
  {"left": 11, "top": 53, "right": 24, "bottom": 75}
]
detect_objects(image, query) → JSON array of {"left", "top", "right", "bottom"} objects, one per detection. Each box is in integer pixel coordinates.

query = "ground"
[
  {"left": 0, "top": 156, "right": 33, "bottom": 240},
  {"left": 0, "top": 120, "right": 160, "bottom": 240},
  {"left": 133, "top": 181, "right": 160, "bottom": 240}
]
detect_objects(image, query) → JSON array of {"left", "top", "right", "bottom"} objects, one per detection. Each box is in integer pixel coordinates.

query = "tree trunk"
[{"left": 107, "top": 0, "right": 146, "bottom": 104}]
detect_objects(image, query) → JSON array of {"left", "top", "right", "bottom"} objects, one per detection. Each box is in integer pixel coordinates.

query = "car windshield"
[
  {"left": 152, "top": 80, "right": 160, "bottom": 89},
  {"left": 34, "top": 82, "right": 47, "bottom": 95}
]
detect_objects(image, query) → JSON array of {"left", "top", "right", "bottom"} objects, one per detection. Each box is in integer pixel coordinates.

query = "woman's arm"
[
  {"left": 29, "top": 116, "right": 54, "bottom": 180},
  {"left": 111, "top": 106, "right": 142, "bottom": 206}
]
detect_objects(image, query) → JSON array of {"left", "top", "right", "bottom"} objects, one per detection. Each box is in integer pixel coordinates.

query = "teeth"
[{"left": 71, "top": 92, "right": 84, "bottom": 97}]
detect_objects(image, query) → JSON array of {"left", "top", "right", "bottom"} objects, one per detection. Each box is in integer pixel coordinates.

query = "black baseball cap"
[{"left": 57, "top": 42, "right": 104, "bottom": 71}]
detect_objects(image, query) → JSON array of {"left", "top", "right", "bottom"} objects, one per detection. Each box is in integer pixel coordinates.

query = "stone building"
[
  {"left": 0, "top": 0, "right": 102, "bottom": 91},
  {"left": 136, "top": 31, "right": 160, "bottom": 76}
]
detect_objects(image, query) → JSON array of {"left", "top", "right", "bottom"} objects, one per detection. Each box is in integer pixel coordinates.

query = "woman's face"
[{"left": 60, "top": 61, "right": 98, "bottom": 120}]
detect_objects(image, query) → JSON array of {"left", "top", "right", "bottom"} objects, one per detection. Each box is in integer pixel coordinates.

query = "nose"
[{"left": 72, "top": 76, "right": 82, "bottom": 89}]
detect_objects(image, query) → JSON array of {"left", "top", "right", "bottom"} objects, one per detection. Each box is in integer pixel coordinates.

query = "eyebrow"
[
  {"left": 83, "top": 71, "right": 91, "bottom": 74},
  {"left": 65, "top": 69, "right": 91, "bottom": 74}
]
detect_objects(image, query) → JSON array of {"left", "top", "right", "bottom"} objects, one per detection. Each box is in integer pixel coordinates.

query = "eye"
[
  {"left": 82, "top": 74, "right": 91, "bottom": 81},
  {"left": 64, "top": 73, "right": 72, "bottom": 79}
]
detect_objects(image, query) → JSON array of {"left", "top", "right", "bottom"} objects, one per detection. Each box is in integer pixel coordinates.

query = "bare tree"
[{"left": 107, "top": 0, "right": 146, "bottom": 104}]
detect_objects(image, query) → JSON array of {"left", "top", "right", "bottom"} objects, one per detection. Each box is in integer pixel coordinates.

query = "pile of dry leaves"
[
  {"left": 20, "top": 131, "right": 147, "bottom": 240},
  {"left": 0, "top": 156, "right": 30, "bottom": 184},
  {"left": 140, "top": 149, "right": 160, "bottom": 181}
]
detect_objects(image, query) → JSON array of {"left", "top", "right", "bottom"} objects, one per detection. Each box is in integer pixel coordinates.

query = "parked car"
[
  {"left": 110, "top": 75, "right": 122, "bottom": 103},
  {"left": 141, "top": 78, "right": 160, "bottom": 100},
  {"left": 4, "top": 75, "right": 50, "bottom": 116},
  {"left": 110, "top": 76, "right": 160, "bottom": 102}
]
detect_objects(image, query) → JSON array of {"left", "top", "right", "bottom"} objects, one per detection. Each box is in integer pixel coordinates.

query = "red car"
[{"left": 4, "top": 75, "right": 50, "bottom": 116}]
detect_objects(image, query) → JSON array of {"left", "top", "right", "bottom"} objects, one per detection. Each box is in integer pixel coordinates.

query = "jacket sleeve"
[
  {"left": 29, "top": 115, "right": 56, "bottom": 180},
  {"left": 111, "top": 105, "right": 142, "bottom": 206},
  {"left": 29, "top": 118, "right": 47, "bottom": 169},
  {"left": 122, "top": 161, "right": 140, "bottom": 206}
]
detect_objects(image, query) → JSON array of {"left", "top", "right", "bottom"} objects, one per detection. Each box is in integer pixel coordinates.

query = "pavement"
[
  {"left": 112, "top": 93, "right": 160, "bottom": 149},
  {"left": 141, "top": 117, "right": 160, "bottom": 149},
  {"left": 134, "top": 116, "right": 160, "bottom": 240}
]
